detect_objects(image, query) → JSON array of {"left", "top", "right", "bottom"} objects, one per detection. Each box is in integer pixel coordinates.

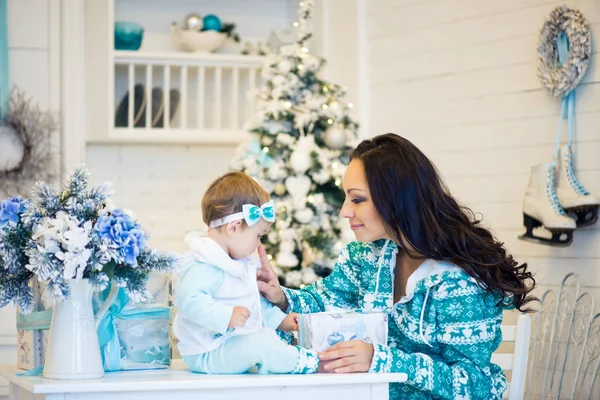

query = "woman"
[{"left": 258, "top": 133, "right": 536, "bottom": 399}]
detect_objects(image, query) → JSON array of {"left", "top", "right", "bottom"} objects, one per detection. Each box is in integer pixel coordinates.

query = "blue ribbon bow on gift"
[
  {"left": 242, "top": 200, "right": 275, "bottom": 226},
  {"left": 96, "top": 285, "right": 171, "bottom": 372}
]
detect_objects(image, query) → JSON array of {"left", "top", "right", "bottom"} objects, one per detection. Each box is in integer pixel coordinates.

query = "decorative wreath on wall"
[
  {"left": 0, "top": 89, "right": 59, "bottom": 196},
  {"left": 537, "top": 5, "right": 591, "bottom": 98}
]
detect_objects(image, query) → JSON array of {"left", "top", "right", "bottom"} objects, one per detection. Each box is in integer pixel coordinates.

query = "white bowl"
[{"left": 171, "top": 24, "right": 227, "bottom": 53}]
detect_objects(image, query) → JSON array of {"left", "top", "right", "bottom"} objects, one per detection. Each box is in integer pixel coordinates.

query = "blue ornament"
[{"left": 202, "top": 14, "right": 222, "bottom": 32}]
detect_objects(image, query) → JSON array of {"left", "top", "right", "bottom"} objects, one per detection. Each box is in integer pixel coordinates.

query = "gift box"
[
  {"left": 16, "top": 281, "right": 53, "bottom": 371},
  {"left": 94, "top": 273, "right": 173, "bottom": 371},
  {"left": 298, "top": 311, "right": 388, "bottom": 352}
]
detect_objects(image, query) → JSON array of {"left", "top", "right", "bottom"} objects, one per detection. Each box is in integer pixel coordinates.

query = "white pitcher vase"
[{"left": 43, "top": 278, "right": 118, "bottom": 380}]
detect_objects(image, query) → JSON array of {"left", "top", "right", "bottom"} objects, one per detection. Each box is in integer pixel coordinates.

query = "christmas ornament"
[
  {"left": 284, "top": 270, "right": 302, "bottom": 287},
  {"left": 202, "top": 14, "right": 222, "bottom": 32},
  {"left": 290, "top": 134, "right": 315, "bottom": 173},
  {"left": 0, "top": 125, "right": 25, "bottom": 171},
  {"left": 324, "top": 126, "right": 347, "bottom": 149},
  {"left": 285, "top": 175, "right": 311, "bottom": 207},
  {"left": 276, "top": 239, "right": 299, "bottom": 268},
  {"left": 294, "top": 207, "right": 314, "bottom": 223},
  {"left": 183, "top": 13, "right": 203, "bottom": 31},
  {"left": 274, "top": 183, "right": 287, "bottom": 196},
  {"left": 301, "top": 268, "right": 319, "bottom": 285}
]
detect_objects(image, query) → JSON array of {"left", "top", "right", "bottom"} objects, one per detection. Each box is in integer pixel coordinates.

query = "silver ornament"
[
  {"left": 324, "top": 126, "right": 347, "bottom": 149},
  {"left": 183, "top": 13, "right": 204, "bottom": 31},
  {"left": 0, "top": 125, "right": 25, "bottom": 172}
]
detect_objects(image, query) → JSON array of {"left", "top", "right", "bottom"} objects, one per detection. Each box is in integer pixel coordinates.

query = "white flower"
[
  {"left": 103, "top": 198, "right": 117, "bottom": 213},
  {"left": 57, "top": 248, "right": 92, "bottom": 279},
  {"left": 61, "top": 221, "right": 92, "bottom": 252}
]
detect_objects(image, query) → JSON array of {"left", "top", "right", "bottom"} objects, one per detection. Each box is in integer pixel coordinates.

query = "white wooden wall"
[
  {"left": 0, "top": 1, "right": 59, "bottom": 397},
  {"left": 86, "top": 144, "right": 236, "bottom": 253},
  {"left": 366, "top": 0, "right": 600, "bottom": 304}
]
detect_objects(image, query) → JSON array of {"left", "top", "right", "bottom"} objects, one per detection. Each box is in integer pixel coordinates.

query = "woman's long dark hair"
[{"left": 351, "top": 133, "right": 536, "bottom": 312}]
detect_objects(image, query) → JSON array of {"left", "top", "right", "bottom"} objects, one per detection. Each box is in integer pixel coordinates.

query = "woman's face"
[{"left": 340, "top": 159, "right": 390, "bottom": 243}]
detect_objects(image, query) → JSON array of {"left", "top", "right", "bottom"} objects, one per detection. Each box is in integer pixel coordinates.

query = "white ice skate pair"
[{"left": 520, "top": 146, "right": 599, "bottom": 247}]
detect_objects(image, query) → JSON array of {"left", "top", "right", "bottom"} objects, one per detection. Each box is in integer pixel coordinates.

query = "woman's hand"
[
  {"left": 256, "top": 245, "right": 289, "bottom": 311},
  {"left": 318, "top": 340, "right": 374, "bottom": 373}
]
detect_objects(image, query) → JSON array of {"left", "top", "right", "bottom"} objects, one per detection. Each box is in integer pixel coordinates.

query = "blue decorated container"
[{"left": 114, "top": 21, "right": 144, "bottom": 51}]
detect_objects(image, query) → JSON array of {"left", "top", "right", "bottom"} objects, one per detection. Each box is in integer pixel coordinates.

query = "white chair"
[{"left": 491, "top": 314, "right": 531, "bottom": 400}]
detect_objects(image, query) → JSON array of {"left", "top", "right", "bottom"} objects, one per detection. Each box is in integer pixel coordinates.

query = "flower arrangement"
[{"left": 0, "top": 167, "right": 176, "bottom": 313}]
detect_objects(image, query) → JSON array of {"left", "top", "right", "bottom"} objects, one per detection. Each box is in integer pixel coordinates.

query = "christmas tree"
[{"left": 232, "top": 0, "right": 359, "bottom": 288}]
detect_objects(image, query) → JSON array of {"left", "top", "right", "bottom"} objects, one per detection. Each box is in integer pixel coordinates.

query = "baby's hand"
[
  {"left": 278, "top": 312, "right": 299, "bottom": 332},
  {"left": 228, "top": 306, "right": 250, "bottom": 329}
]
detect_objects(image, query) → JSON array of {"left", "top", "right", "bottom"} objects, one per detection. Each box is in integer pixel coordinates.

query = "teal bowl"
[{"left": 114, "top": 21, "right": 144, "bottom": 51}]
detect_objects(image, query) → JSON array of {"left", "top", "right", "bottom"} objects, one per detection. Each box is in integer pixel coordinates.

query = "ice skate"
[
  {"left": 519, "top": 163, "right": 576, "bottom": 247},
  {"left": 556, "top": 145, "right": 600, "bottom": 227}
]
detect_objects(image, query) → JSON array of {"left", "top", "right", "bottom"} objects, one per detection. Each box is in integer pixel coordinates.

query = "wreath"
[
  {"left": 537, "top": 5, "right": 591, "bottom": 98},
  {"left": 0, "top": 89, "right": 58, "bottom": 196}
]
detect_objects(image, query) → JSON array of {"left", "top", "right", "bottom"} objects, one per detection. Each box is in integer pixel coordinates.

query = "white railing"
[
  {"left": 526, "top": 273, "right": 600, "bottom": 399},
  {"left": 109, "top": 51, "right": 264, "bottom": 144}
]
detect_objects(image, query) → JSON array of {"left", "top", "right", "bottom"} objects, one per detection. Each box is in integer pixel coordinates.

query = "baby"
[{"left": 173, "top": 172, "right": 319, "bottom": 374}]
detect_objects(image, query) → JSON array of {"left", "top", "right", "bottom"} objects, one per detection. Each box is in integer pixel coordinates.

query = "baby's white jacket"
[{"left": 173, "top": 232, "right": 287, "bottom": 357}]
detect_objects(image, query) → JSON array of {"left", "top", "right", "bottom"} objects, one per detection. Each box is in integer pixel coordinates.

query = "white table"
[{"left": 0, "top": 360, "right": 407, "bottom": 400}]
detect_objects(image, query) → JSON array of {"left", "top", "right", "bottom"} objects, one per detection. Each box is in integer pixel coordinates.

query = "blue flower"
[
  {"left": 0, "top": 197, "right": 28, "bottom": 228},
  {"left": 95, "top": 209, "right": 147, "bottom": 266}
]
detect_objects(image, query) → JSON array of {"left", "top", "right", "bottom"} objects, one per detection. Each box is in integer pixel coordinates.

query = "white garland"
[{"left": 537, "top": 5, "right": 591, "bottom": 98}]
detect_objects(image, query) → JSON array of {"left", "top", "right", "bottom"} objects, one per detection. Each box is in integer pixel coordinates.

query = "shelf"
[
  {"left": 87, "top": 129, "right": 250, "bottom": 145},
  {"left": 113, "top": 51, "right": 265, "bottom": 67}
]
